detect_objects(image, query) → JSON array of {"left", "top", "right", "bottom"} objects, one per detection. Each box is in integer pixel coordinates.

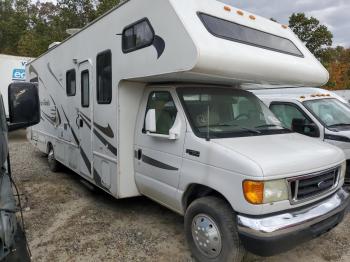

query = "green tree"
[{"left": 289, "top": 13, "right": 333, "bottom": 62}]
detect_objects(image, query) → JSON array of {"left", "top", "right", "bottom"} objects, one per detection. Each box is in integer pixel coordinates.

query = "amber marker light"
[
  {"left": 282, "top": 25, "right": 288, "bottom": 29},
  {"left": 224, "top": 6, "right": 231, "bottom": 12},
  {"left": 249, "top": 15, "right": 256, "bottom": 20},
  {"left": 237, "top": 10, "right": 244, "bottom": 16},
  {"left": 243, "top": 180, "right": 264, "bottom": 204},
  {"left": 300, "top": 96, "right": 306, "bottom": 99}
]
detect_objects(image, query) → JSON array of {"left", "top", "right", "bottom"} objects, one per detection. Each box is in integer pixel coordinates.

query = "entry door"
[
  {"left": 77, "top": 60, "right": 93, "bottom": 178},
  {"left": 134, "top": 89, "right": 186, "bottom": 209}
]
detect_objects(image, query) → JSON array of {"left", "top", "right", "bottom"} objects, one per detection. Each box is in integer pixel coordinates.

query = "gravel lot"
[{"left": 8, "top": 131, "right": 350, "bottom": 262}]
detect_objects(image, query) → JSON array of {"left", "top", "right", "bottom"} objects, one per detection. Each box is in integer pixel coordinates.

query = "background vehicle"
[
  {"left": 26, "top": 0, "right": 349, "bottom": 260},
  {"left": 0, "top": 54, "right": 33, "bottom": 118},
  {"left": 252, "top": 87, "right": 350, "bottom": 185},
  {"left": 0, "top": 82, "right": 40, "bottom": 260}
]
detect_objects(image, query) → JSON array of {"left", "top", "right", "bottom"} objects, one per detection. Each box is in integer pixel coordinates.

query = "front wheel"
[{"left": 184, "top": 196, "right": 246, "bottom": 262}]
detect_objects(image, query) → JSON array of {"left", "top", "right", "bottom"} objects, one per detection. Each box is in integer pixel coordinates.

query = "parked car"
[
  {"left": 0, "top": 82, "right": 40, "bottom": 260},
  {"left": 252, "top": 87, "right": 350, "bottom": 185}
]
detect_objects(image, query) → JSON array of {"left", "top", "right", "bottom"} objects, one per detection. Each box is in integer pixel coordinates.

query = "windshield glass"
[
  {"left": 177, "top": 87, "right": 289, "bottom": 139},
  {"left": 303, "top": 98, "right": 350, "bottom": 129}
]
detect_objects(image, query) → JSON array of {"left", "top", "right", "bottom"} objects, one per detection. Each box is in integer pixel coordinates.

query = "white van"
[
  {"left": 253, "top": 87, "right": 350, "bottom": 185},
  {"left": 26, "top": 0, "right": 349, "bottom": 260}
]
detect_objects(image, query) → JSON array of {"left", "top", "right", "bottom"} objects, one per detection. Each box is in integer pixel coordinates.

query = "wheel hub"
[{"left": 191, "top": 214, "right": 222, "bottom": 258}]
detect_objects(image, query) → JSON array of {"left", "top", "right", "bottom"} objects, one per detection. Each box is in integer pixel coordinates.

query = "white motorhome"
[
  {"left": 253, "top": 87, "right": 350, "bottom": 185},
  {"left": 0, "top": 54, "right": 33, "bottom": 117},
  {"left": 27, "top": 0, "right": 349, "bottom": 260}
]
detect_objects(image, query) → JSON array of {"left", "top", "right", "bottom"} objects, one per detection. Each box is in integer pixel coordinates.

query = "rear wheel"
[
  {"left": 47, "top": 145, "right": 60, "bottom": 172},
  {"left": 185, "top": 196, "right": 245, "bottom": 262}
]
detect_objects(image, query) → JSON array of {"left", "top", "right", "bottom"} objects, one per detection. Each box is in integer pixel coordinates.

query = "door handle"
[
  {"left": 137, "top": 149, "right": 142, "bottom": 160},
  {"left": 79, "top": 118, "right": 83, "bottom": 127}
]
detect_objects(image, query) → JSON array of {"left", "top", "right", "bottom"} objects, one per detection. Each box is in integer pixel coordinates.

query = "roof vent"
[
  {"left": 66, "top": 28, "right": 81, "bottom": 35},
  {"left": 48, "top": 42, "right": 61, "bottom": 50}
]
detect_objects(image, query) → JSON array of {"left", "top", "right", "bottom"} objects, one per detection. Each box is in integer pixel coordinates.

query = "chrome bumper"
[{"left": 237, "top": 188, "right": 349, "bottom": 238}]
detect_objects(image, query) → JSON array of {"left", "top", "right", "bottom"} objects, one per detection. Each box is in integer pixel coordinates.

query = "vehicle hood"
[{"left": 212, "top": 133, "right": 345, "bottom": 178}]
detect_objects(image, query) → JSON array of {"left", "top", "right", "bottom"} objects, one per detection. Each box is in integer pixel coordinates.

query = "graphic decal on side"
[
  {"left": 80, "top": 111, "right": 114, "bottom": 138},
  {"left": 142, "top": 154, "right": 178, "bottom": 171},
  {"left": 153, "top": 35, "right": 165, "bottom": 59},
  {"left": 47, "top": 63, "right": 63, "bottom": 89},
  {"left": 79, "top": 112, "right": 118, "bottom": 156}
]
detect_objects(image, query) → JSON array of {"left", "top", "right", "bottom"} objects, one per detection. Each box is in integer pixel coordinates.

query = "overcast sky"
[{"left": 219, "top": 0, "right": 350, "bottom": 47}]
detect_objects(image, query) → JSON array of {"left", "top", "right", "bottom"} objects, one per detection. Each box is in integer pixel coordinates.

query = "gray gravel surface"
[{"left": 8, "top": 132, "right": 350, "bottom": 262}]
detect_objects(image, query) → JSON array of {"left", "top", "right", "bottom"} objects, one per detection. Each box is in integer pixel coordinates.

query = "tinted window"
[
  {"left": 81, "top": 70, "right": 89, "bottom": 107},
  {"left": 122, "top": 19, "right": 154, "bottom": 53},
  {"left": 144, "top": 92, "right": 177, "bottom": 135},
  {"left": 66, "top": 69, "right": 76, "bottom": 96},
  {"left": 199, "top": 13, "right": 303, "bottom": 57},
  {"left": 97, "top": 51, "right": 112, "bottom": 104}
]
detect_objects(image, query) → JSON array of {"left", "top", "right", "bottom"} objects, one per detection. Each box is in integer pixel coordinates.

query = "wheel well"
[
  {"left": 47, "top": 142, "right": 53, "bottom": 154},
  {"left": 182, "top": 184, "right": 231, "bottom": 211}
]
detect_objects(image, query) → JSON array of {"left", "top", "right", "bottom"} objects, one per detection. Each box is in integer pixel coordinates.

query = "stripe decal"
[
  {"left": 141, "top": 155, "right": 178, "bottom": 171},
  {"left": 80, "top": 111, "right": 114, "bottom": 138},
  {"left": 61, "top": 106, "right": 79, "bottom": 146},
  {"left": 79, "top": 112, "right": 117, "bottom": 156},
  {"left": 47, "top": 62, "right": 63, "bottom": 89}
]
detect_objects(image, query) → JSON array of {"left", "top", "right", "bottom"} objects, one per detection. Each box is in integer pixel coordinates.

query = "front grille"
[{"left": 288, "top": 167, "right": 340, "bottom": 204}]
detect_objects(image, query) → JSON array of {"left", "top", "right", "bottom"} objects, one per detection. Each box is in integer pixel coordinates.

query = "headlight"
[
  {"left": 243, "top": 179, "right": 289, "bottom": 205},
  {"left": 340, "top": 161, "right": 346, "bottom": 180}
]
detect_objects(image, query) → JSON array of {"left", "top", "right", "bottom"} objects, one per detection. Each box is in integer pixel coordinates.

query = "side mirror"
[
  {"left": 145, "top": 109, "right": 156, "bottom": 133},
  {"left": 291, "top": 118, "right": 319, "bottom": 138},
  {"left": 8, "top": 82, "right": 40, "bottom": 132}
]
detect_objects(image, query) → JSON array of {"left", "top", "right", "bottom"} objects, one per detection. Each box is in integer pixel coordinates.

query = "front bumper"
[{"left": 237, "top": 188, "right": 350, "bottom": 257}]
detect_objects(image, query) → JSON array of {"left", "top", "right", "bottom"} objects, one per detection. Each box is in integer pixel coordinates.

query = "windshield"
[
  {"left": 177, "top": 87, "right": 289, "bottom": 139},
  {"left": 303, "top": 98, "right": 350, "bottom": 129}
]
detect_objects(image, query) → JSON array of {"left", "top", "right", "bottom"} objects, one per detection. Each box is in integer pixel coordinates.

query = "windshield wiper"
[
  {"left": 197, "top": 124, "right": 261, "bottom": 134},
  {"left": 255, "top": 124, "right": 284, "bottom": 129},
  {"left": 328, "top": 123, "right": 350, "bottom": 128}
]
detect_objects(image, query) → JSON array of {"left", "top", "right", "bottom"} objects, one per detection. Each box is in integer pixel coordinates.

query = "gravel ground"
[{"left": 8, "top": 131, "right": 350, "bottom": 262}]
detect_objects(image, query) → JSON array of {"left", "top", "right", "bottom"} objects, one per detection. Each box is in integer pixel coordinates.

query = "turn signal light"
[
  {"left": 249, "top": 15, "right": 256, "bottom": 20},
  {"left": 282, "top": 25, "right": 288, "bottom": 29},
  {"left": 224, "top": 6, "right": 231, "bottom": 12},
  {"left": 237, "top": 10, "right": 244, "bottom": 16},
  {"left": 243, "top": 181, "right": 264, "bottom": 204}
]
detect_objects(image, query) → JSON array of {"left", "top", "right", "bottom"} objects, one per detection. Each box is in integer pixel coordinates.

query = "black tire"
[
  {"left": 185, "top": 196, "right": 246, "bottom": 262},
  {"left": 47, "top": 145, "right": 60, "bottom": 172}
]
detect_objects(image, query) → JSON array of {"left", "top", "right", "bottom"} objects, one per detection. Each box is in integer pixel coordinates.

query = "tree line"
[{"left": 0, "top": 0, "right": 349, "bottom": 89}]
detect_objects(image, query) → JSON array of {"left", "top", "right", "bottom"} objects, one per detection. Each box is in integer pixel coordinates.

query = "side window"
[
  {"left": 270, "top": 103, "right": 309, "bottom": 128},
  {"left": 144, "top": 92, "right": 177, "bottom": 135},
  {"left": 270, "top": 103, "right": 318, "bottom": 137},
  {"left": 66, "top": 69, "right": 76, "bottom": 96},
  {"left": 122, "top": 19, "right": 154, "bottom": 53},
  {"left": 97, "top": 50, "right": 112, "bottom": 104},
  {"left": 81, "top": 70, "right": 89, "bottom": 107}
]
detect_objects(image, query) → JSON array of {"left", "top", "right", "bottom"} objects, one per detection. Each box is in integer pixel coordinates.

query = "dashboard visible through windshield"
[
  {"left": 303, "top": 98, "right": 350, "bottom": 130},
  {"left": 177, "top": 87, "right": 290, "bottom": 139}
]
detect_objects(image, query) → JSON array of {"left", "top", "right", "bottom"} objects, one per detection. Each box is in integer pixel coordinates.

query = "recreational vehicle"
[
  {"left": 252, "top": 87, "right": 350, "bottom": 185},
  {"left": 0, "top": 54, "right": 33, "bottom": 117},
  {"left": 26, "top": 0, "right": 349, "bottom": 260}
]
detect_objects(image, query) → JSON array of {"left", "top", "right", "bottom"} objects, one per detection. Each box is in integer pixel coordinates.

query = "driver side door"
[{"left": 134, "top": 89, "right": 186, "bottom": 210}]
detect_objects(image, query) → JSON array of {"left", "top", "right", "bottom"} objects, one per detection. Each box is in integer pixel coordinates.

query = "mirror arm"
[{"left": 146, "top": 132, "right": 175, "bottom": 140}]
